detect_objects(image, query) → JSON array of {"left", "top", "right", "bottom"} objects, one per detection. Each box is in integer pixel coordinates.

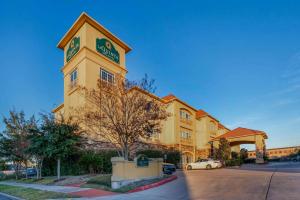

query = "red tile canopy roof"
[{"left": 212, "top": 127, "right": 268, "bottom": 140}]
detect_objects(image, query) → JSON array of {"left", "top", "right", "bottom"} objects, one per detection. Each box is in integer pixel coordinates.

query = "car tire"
[
  {"left": 187, "top": 165, "right": 192, "bottom": 170},
  {"left": 206, "top": 164, "right": 212, "bottom": 170}
]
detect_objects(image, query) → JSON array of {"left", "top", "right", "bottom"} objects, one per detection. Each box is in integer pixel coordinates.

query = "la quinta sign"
[
  {"left": 66, "top": 37, "right": 80, "bottom": 62},
  {"left": 96, "top": 38, "right": 120, "bottom": 64},
  {"left": 136, "top": 154, "right": 149, "bottom": 167}
]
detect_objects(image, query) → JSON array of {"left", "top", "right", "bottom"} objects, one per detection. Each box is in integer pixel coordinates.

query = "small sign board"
[
  {"left": 66, "top": 37, "right": 80, "bottom": 62},
  {"left": 136, "top": 154, "right": 149, "bottom": 167}
]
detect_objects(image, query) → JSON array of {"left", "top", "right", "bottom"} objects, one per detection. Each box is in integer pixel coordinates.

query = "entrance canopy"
[
  {"left": 212, "top": 127, "right": 268, "bottom": 142},
  {"left": 212, "top": 127, "right": 268, "bottom": 163}
]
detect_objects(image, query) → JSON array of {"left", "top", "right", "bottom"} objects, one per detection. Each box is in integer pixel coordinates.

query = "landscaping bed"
[
  {"left": 0, "top": 184, "right": 77, "bottom": 200},
  {"left": 81, "top": 174, "right": 176, "bottom": 193}
]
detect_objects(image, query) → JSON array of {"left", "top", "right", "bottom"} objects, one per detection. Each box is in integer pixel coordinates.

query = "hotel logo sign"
[
  {"left": 96, "top": 38, "right": 120, "bottom": 64},
  {"left": 66, "top": 37, "right": 80, "bottom": 62},
  {"left": 136, "top": 154, "right": 149, "bottom": 167}
]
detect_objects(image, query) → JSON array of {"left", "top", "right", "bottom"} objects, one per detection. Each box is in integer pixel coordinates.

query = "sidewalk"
[{"left": 0, "top": 181, "right": 115, "bottom": 198}]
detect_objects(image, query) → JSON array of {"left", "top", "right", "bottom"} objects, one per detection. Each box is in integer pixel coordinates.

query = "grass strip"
[{"left": 0, "top": 184, "right": 76, "bottom": 200}]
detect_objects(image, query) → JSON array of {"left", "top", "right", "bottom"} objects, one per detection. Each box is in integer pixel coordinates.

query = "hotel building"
[
  {"left": 53, "top": 13, "right": 266, "bottom": 165},
  {"left": 248, "top": 146, "right": 300, "bottom": 159}
]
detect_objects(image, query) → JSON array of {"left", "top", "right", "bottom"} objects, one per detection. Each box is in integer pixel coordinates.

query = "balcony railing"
[
  {"left": 180, "top": 119, "right": 193, "bottom": 126},
  {"left": 69, "top": 80, "right": 78, "bottom": 91}
]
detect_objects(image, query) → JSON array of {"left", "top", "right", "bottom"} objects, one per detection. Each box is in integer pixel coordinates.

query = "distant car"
[
  {"left": 186, "top": 159, "right": 222, "bottom": 170},
  {"left": 2, "top": 170, "right": 15, "bottom": 175},
  {"left": 163, "top": 163, "right": 176, "bottom": 174},
  {"left": 292, "top": 156, "right": 300, "bottom": 162},
  {"left": 21, "top": 168, "right": 37, "bottom": 177}
]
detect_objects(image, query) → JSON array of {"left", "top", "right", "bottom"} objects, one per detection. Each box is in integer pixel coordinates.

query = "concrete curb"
[
  {"left": 127, "top": 175, "right": 177, "bottom": 193},
  {"left": 0, "top": 192, "right": 23, "bottom": 200}
]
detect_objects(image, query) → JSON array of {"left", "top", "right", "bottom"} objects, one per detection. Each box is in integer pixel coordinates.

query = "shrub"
[
  {"left": 231, "top": 152, "right": 239, "bottom": 159},
  {"left": 42, "top": 150, "right": 118, "bottom": 176},
  {"left": 243, "top": 158, "right": 256, "bottom": 164},
  {"left": 165, "top": 150, "right": 180, "bottom": 167},
  {"left": 0, "top": 173, "right": 15, "bottom": 181},
  {"left": 225, "top": 159, "right": 242, "bottom": 166},
  {"left": 136, "top": 150, "right": 163, "bottom": 158},
  {"left": 136, "top": 149, "right": 180, "bottom": 167},
  {"left": 79, "top": 150, "right": 118, "bottom": 174}
]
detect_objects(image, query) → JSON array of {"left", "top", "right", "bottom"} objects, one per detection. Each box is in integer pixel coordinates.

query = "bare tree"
[{"left": 77, "top": 75, "right": 169, "bottom": 160}]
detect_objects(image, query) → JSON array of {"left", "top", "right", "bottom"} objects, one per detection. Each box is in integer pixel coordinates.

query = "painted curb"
[{"left": 127, "top": 175, "right": 177, "bottom": 193}]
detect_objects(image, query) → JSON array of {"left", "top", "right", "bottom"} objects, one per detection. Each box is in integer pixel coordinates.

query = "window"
[
  {"left": 70, "top": 69, "right": 78, "bottom": 89},
  {"left": 209, "top": 121, "right": 216, "bottom": 131},
  {"left": 180, "top": 109, "right": 191, "bottom": 121},
  {"left": 180, "top": 130, "right": 191, "bottom": 139},
  {"left": 100, "top": 69, "right": 114, "bottom": 83}
]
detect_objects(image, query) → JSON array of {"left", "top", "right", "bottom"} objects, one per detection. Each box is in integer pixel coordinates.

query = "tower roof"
[{"left": 57, "top": 12, "right": 131, "bottom": 53}]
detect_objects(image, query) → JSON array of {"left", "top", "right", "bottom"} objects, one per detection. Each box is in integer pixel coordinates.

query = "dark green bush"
[
  {"left": 231, "top": 152, "right": 239, "bottom": 159},
  {"left": 0, "top": 161, "right": 8, "bottom": 171},
  {"left": 243, "top": 158, "right": 256, "bottom": 164},
  {"left": 136, "top": 149, "right": 180, "bottom": 167},
  {"left": 42, "top": 150, "right": 118, "bottom": 176},
  {"left": 136, "top": 150, "right": 163, "bottom": 158},
  {"left": 225, "top": 159, "right": 242, "bottom": 166},
  {"left": 165, "top": 150, "right": 180, "bottom": 167}
]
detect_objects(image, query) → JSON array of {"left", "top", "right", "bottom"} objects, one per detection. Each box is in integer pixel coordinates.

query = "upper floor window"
[
  {"left": 180, "top": 130, "right": 191, "bottom": 139},
  {"left": 209, "top": 121, "right": 217, "bottom": 132},
  {"left": 100, "top": 69, "right": 114, "bottom": 83},
  {"left": 180, "top": 109, "right": 191, "bottom": 121},
  {"left": 70, "top": 69, "right": 78, "bottom": 89}
]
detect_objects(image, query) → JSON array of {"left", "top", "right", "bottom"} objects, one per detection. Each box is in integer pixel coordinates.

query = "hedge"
[
  {"left": 42, "top": 150, "right": 118, "bottom": 176},
  {"left": 136, "top": 149, "right": 180, "bottom": 167}
]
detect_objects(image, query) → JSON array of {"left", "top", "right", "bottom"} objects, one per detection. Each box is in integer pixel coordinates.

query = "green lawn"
[
  {"left": 0, "top": 184, "right": 76, "bottom": 200},
  {"left": 15, "top": 177, "right": 57, "bottom": 185}
]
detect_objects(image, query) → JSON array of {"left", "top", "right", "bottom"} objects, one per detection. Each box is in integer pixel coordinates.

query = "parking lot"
[{"left": 88, "top": 162, "right": 300, "bottom": 200}]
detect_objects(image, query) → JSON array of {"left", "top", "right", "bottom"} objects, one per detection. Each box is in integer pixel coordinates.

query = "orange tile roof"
[
  {"left": 196, "top": 109, "right": 219, "bottom": 122},
  {"left": 212, "top": 127, "right": 268, "bottom": 140},
  {"left": 218, "top": 123, "right": 228, "bottom": 130},
  {"left": 161, "top": 94, "right": 197, "bottom": 111},
  {"left": 161, "top": 94, "right": 177, "bottom": 102},
  {"left": 196, "top": 109, "right": 208, "bottom": 118}
]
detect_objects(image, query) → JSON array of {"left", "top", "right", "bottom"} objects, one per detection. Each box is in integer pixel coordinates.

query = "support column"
[{"left": 255, "top": 135, "right": 265, "bottom": 164}]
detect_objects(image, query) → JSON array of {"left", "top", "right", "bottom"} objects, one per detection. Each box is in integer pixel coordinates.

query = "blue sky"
[{"left": 0, "top": 1, "right": 300, "bottom": 149}]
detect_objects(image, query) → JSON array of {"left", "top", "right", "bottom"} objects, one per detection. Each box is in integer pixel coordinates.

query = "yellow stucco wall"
[{"left": 111, "top": 157, "right": 163, "bottom": 188}]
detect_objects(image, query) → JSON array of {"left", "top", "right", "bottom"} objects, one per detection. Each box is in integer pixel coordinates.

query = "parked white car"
[{"left": 186, "top": 159, "right": 222, "bottom": 170}]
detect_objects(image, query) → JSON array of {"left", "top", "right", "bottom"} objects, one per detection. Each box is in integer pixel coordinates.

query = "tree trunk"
[
  {"left": 25, "top": 161, "right": 28, "bottom": 179},
  {"left": 13, "top": 162, "right": 18, "bottom": 180},
  {"left": 124, "top": 145, "right": 129, "bottom": 160},
  {"left": 57, "top": 158, "right": 61, "bottom": 180},
  {"left": 39, "top": 160, "right": 43, "bottom": 179}
]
